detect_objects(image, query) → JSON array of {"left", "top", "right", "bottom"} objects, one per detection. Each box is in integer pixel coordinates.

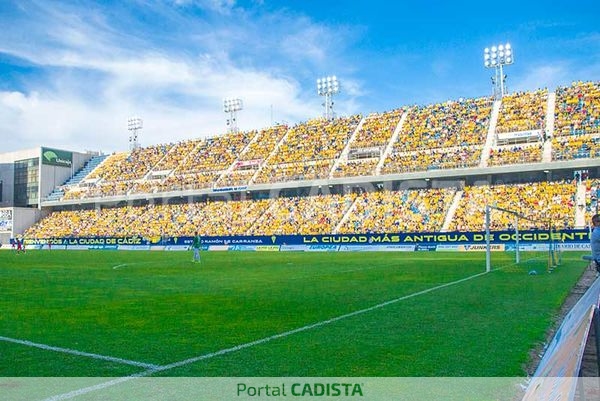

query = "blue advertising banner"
[{"left": 23, "top": 229, "right": 590, "bottom": 251}]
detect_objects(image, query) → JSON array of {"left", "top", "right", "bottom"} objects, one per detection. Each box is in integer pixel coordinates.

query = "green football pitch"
[{"left": 0, "top": 249, "right": 587, "bottom": 377}]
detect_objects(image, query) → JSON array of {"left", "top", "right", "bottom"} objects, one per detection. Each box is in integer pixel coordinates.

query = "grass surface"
[{"left": 0, "top": 249, "right": 587, "bottom": 377}]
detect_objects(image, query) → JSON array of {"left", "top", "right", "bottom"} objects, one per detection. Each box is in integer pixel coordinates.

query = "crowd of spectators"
[
  {"left": 337, "top": 188, "right": 455, "bottom": 234},
  {"left": 382, "top": 146, "right": 482, "bottom": 174},
  {"left": 553, "top": 135, "right": 600, "bottom": 161},
  {"left": 352, "top": 109, "right": 403, "bottom": 149},
  {"left": 255, "top": 161, "right": 333, "bottom": 184},
  {"left": 381, "top": 97, "right": 491, "bottom": 174},
  {"left": 28, "top": 179, "right": 585, "bottom": 239},
  {"left": 487, "top": 144, "right": 543, "bottom": 166},
  {"left": 333, "top": 109, "right": 403, "bottom": 178},
  {"left": 237, "top": 125, "right": 289, "bottom": 162},
  {"left": 49, "top": 87, "right": 600, "bottom": 205},
  {"left": 248, "top": 194, "right": 356, "bottom": 235},
  {"left": 88, "top": 144, "right": 172, "bottom": 181},
  {"left": 254, "top": 116, "right": 361, "bottom": 183},
  {"left": 495, "top": 89, "right": 547, "bottom": 134},
  {"left": 25, "top": 199, "right": 274, "bottom": 238},
  {"left": 153, "top": 139, "right": 200, "bottom": 172},
  {"left": 449, "top": 181, "right": 576, "bottom": 231},
  {"left": 554, "top": 81, "right": 600, "bottom": 137},
  {"left": 217, "top": 125, "right": 288, "bottom": 187},
  {"left": 333, "top": 159, "right": 379, "bottom": 178},
  {"left": 391, "top": 97, "right": 492, "bottom": 152},
  {"left": 176, "top": 131, "right": 255, "bottom": 174}
]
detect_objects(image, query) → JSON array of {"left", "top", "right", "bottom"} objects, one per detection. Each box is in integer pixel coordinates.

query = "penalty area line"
[{"left": 0, "top": 335, "right": 160, "bottom": 370}]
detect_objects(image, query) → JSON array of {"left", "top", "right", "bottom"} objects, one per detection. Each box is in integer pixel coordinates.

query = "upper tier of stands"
[
  {"left": 381, "top": 97, "right": 492, "bottom": 174},
  {"left": 495, "top": 89, "right": 547, "bottom": 134},
  {"left": 253, "top": 116, "right": 362, "bottom": 183},
  {"left": 553, "top": 81, "right": 600, "bottom": 161},
  {"left": 333, "top": 109, "right": 403, "bottom": 178},
  {"left": 53, "top": 82, "right": 599, "bottom": 202}
]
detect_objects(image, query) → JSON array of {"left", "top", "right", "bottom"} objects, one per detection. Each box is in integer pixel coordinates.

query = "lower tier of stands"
[{"left": 26, "top": 180, "right": 581, "bottom": 239}]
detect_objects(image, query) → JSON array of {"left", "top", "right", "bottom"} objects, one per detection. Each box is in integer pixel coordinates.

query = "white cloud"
[{"left": 0, "top": 1, "right": 357, "bottom": 153}]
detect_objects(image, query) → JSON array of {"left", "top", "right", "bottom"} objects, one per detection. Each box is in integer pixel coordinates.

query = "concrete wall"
[{"left": 0, "top": 206, "right": 46, "bottom": 247}]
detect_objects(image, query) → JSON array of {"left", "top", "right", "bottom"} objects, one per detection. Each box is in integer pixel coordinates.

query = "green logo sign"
[{"left": 41, "top": 147, "right": 73, "bottom": 168}]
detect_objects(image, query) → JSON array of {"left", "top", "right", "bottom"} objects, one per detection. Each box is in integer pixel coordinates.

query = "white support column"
[{"left": 376, "top": 109, "right": 409, "bottom": 175}]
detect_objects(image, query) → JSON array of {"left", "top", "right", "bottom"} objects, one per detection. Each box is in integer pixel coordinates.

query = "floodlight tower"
[
  {"left": 223, "top": 98, "right": 243, "bottom": 133},
  {"left": 127, "top": 117, "right": 143, "bottom": 150},
  {"left": 317, "top": 76, "right": 340, "bottom": 120},
  {"left": 484, "top": 43, "right": 514, "bottom": 100}
]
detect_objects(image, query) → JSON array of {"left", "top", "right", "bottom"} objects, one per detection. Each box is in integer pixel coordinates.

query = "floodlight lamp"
[
  {"left": 484, "top": 47, "right": 490, "bottom": 53},
  {"left": 505, "top": 43, "right": 511, "bottom": 49},
  {"left": 491, "top": 46, "right": 497, "bottom": 52},
  {"left": 498, "top": 45, "right": 504, "bottom": 51}
]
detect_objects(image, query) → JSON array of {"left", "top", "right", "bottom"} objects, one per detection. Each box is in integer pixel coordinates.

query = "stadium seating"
[
  {"left": 26, "top": 86, "right": 600, "bottom": 242},
  {"left": 448, "top": 181, "right": 576, "bottom": 231},
  {"left": 382, "top": 97, "right": 492, "bottom": 174},
  {"left": 495, "top": 89, "right": 547, "bottom": 134},
  {"left": 216, "top": 125, "right": 289, "bottom": 187},
  {"left": 247, "top": 194, "right": 357, "bottom": 235},
  {"left": 27, "top": 178, "right": 582, "bottom": 239},
  {"left": 333, "top": 109, "right": 403, "bottom": 178},
  {"left": 337, "top": 188, "right": 456, "bottom": 234},
  {"left": 254, "top": 116, "right": 361, "bottom": 183},
  {"left": 487, "top": 144, "right": 543, "bottom": 166},
  {"left": 554, "top": 81, "right": 600, "bottom": 137},
  {"left": 552, "top": 81, "right": 600, "bottom": 161}
]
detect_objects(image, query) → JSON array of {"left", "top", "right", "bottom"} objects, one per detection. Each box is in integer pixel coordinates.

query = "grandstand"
[
  {"left": 2, "top": 81, "right": 600, "bottom": 243},
  {"left": 4, "top": 81, "right": 600, "bottom": 394}
]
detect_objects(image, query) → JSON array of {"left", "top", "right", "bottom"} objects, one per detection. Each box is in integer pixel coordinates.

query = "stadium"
[
  {"left": 2, "top": 79, "right": 600, "bottom": 399},
  {"left": 1, "top": 2, "right": 600, "bottom": 399}
]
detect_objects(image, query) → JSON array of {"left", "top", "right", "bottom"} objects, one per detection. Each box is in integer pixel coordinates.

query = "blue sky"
[{"left": 1, "top": 0, "right": 599, "bottom": 153}]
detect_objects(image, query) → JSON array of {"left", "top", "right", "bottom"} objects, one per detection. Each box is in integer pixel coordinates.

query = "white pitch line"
[
  {"left": 340, "top": 266, "right": 377, "bottom": 273},
  {"left": 150, "top": 270, "right": 491, "bottom": 373},
  {"left": 40, "top": 270, "right": 489, "bottom": 401},
  {"left": 0, "top": 336, "right": 160, "bottom": 369}
]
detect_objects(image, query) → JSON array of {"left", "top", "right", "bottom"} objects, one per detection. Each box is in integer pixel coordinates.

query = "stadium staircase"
[
  {"left": 216, "top": 130, "right": 262, "bottom": 186},
  {"left": 44, "top": 154, "right": 108, "bottom": 201},
  {"left": 440, "top": 190, "right": 463, "bottom": 232},
  {"left": 249, "top": 126, "right": 291, "bottom": 185},
  {"left": 575, "top": 182, "right": 587, "bottom": 228},
  {"left": 542, "top": 91, "right": 556, "bottom": 163},
  {"left": 478, "top": 100, "right": 501, "bottom": 167},
  {"left": 333, "top": 196, "right": 360, "bottom": 234},
  {"left": 329, "top": 117, "right": 366, "bottom": 178},
  {"left": 145, "top": 147, "right": 173, "bottom": 179},
  {"left": 376, "top": 109, "right": 409, "bottom": 175}
]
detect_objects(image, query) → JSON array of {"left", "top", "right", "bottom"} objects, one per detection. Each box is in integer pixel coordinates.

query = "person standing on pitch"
[
  {"left": 591, "top": 214, "right": 600, "bottom": 273},
  {"left": 192, "top": 232, "right": 202, "bottom": 263}
]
